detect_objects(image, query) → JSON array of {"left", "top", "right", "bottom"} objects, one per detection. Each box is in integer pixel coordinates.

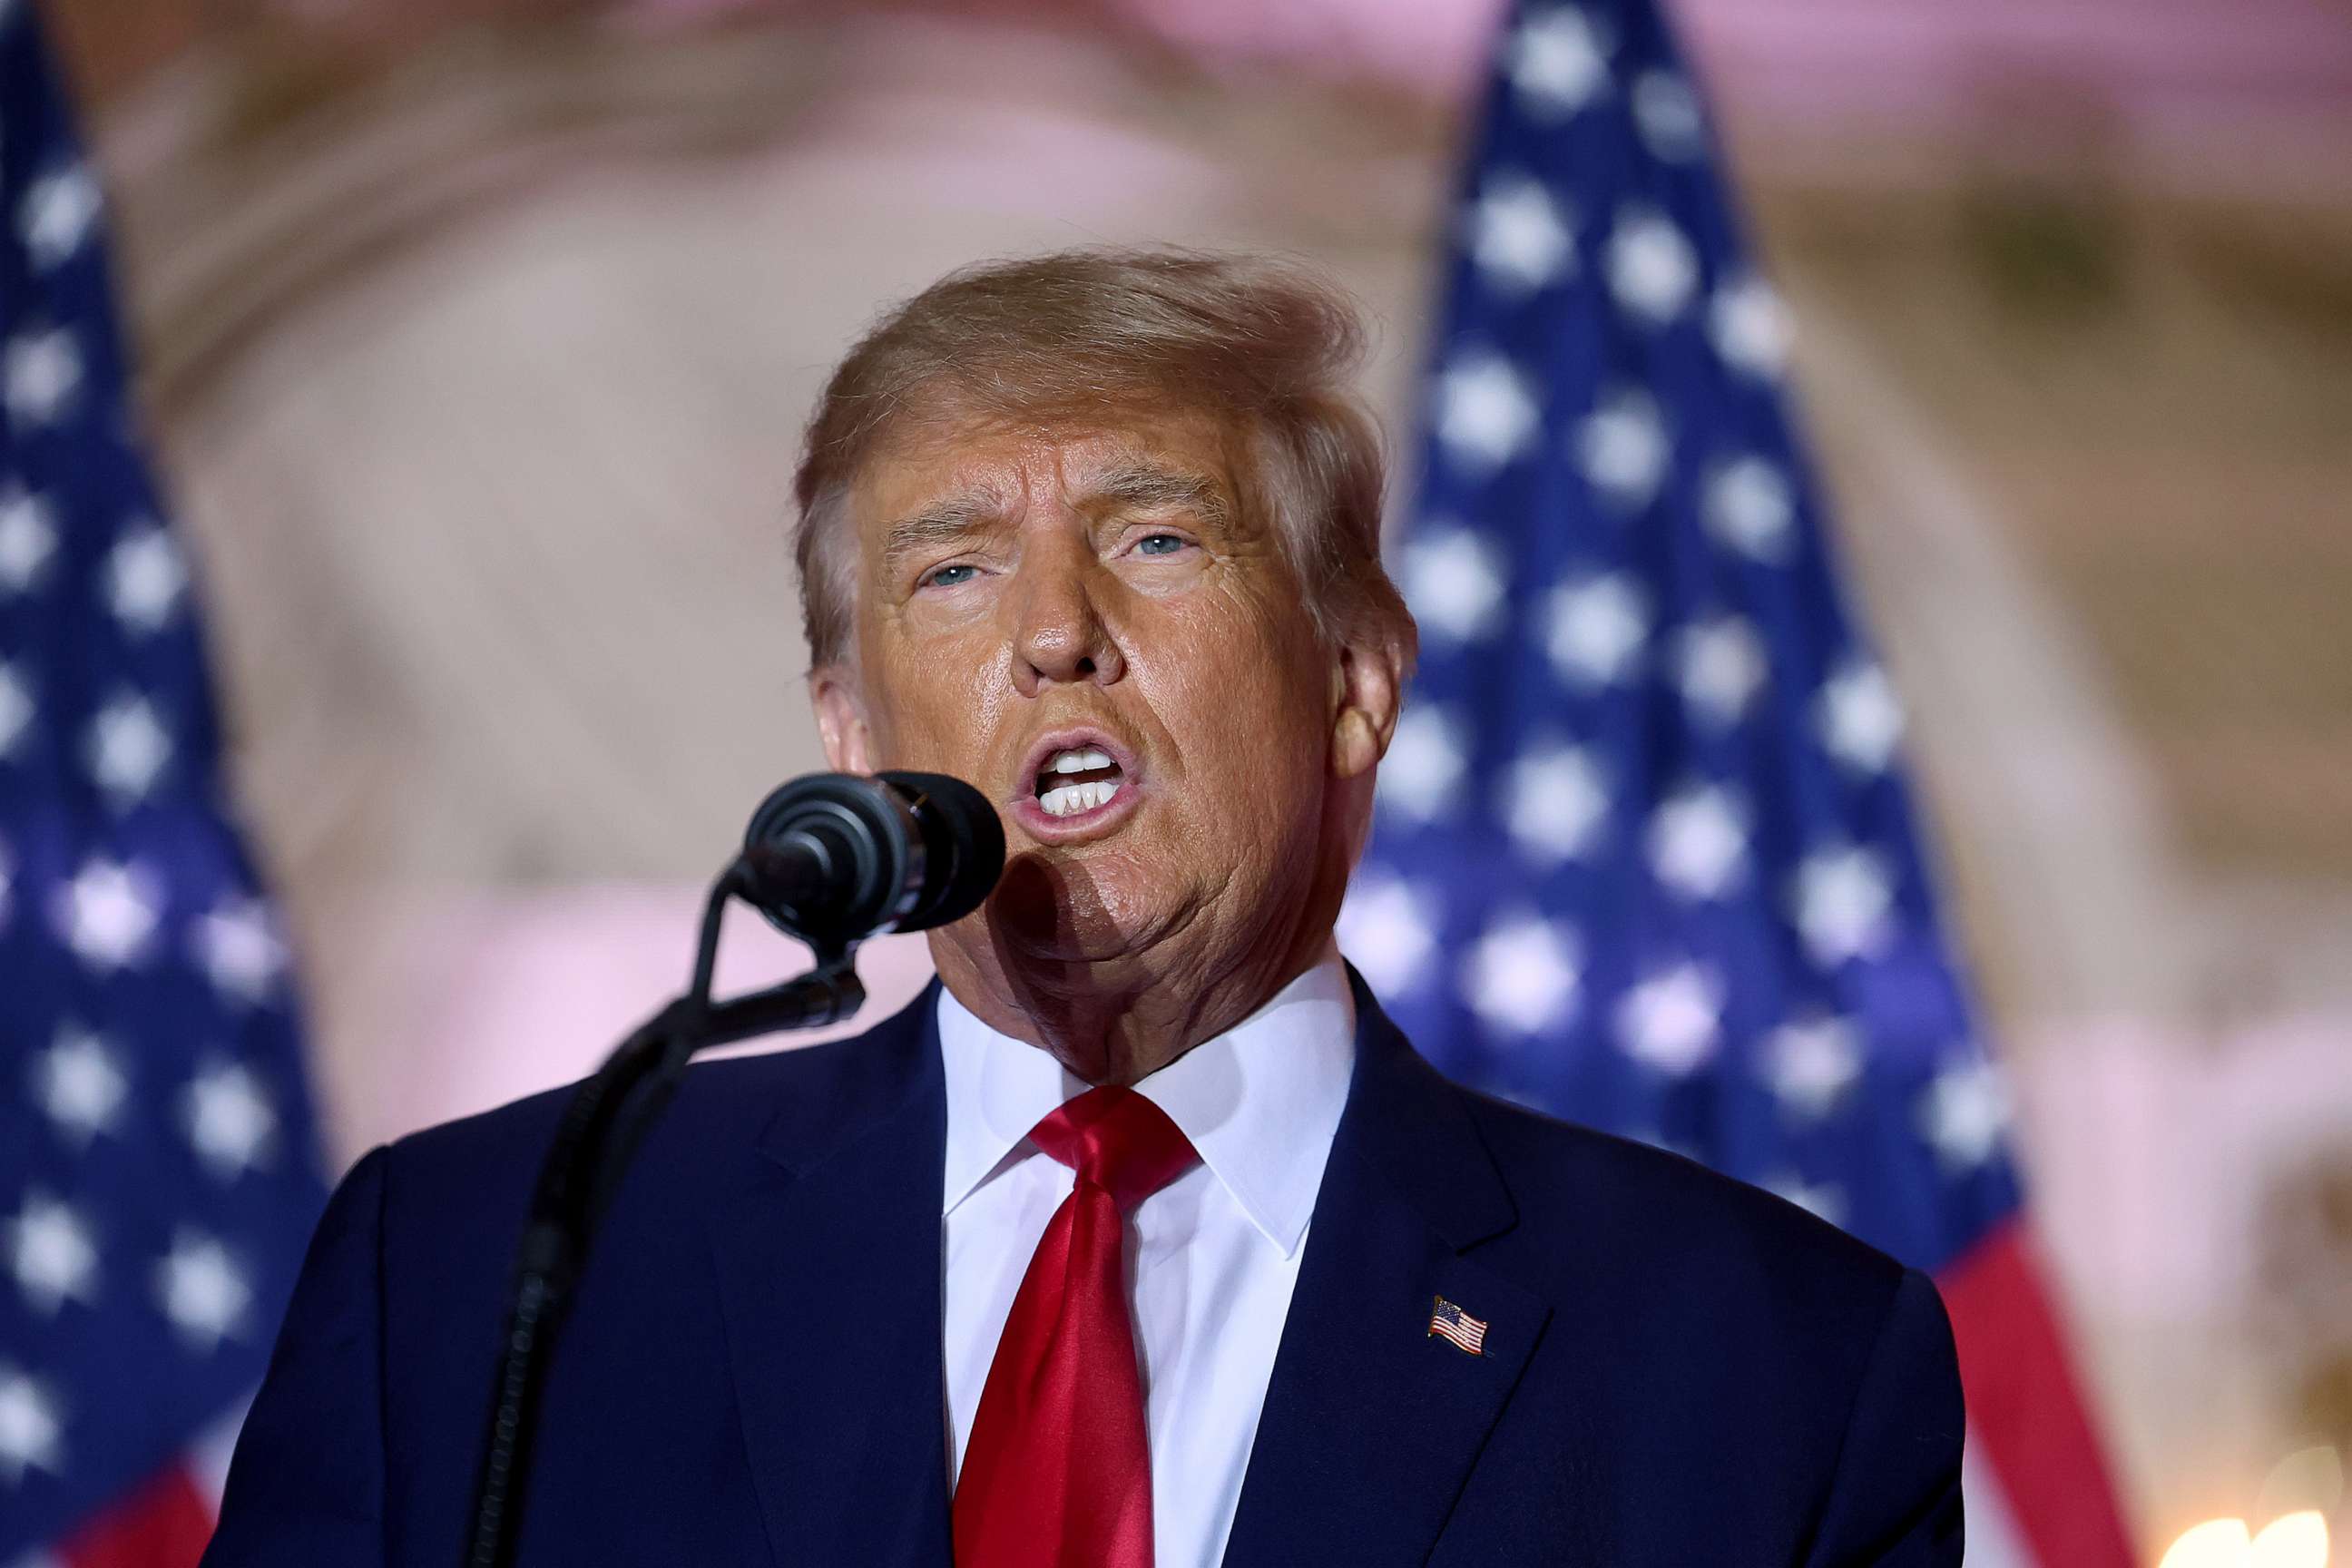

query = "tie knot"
[{"left": 1026, "top": 1085, "right": 1199, "bottom": 1210}]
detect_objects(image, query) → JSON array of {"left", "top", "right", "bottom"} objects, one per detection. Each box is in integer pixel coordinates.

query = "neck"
[
  {"left": 934, "top": 788, "right": 1368, "bottom": 1083},
  {"left": 932, "top": 893, "right": 1340, "bottom": 1087}
]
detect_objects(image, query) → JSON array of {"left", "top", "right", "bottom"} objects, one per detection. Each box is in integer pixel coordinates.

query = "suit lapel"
[
  {"left": 1223, "top": 973, "right": 1553, "bottom": 1568},
  {"left": 707, "top": 987, "right": 955, "bottom": 1568}
]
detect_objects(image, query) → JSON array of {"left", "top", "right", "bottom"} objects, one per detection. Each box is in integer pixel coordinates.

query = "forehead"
[{"left": 848, "top": 402, "right": 1244, "bottom": 537}]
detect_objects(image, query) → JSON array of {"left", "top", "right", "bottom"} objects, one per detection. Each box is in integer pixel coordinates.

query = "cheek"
[
  {"left": 1143, "top": 593, "right": 1328, "bottom": 799},
  {"left": 865, "top": 638, "right": 1010, "bottom": 771}
]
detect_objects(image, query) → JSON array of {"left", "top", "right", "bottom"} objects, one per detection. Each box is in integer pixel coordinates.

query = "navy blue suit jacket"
[{"left": 204, "top": 971, "right": 1964, "bottom": 1565}]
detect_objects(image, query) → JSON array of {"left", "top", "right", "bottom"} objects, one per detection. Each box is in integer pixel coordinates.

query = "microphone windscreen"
[
  {"left": 878, "top": 771, "right": 1005, "bottom": 931},
  {"left": 740, "top": 772, "right": 916, "bottom": 944}
]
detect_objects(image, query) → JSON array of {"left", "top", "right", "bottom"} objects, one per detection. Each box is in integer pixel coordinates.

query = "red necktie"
[{"left": 953, "top": 1085, "right": 1201, "bottom": 1568}]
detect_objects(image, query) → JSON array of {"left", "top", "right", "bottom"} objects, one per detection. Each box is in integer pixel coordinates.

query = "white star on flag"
[
  {"left": 20, "top": 162, "right": 101, "bottom": 270},
  {"left": 1615, "top": 963, "right": 1723, "bottom": 1075},
  {"left": 9, "top": 1193, "right": 100, "bottom": 1315},
  {"left": 1710, "top": 275, "right": 1793, "bottom": 379},
  {"left": 0, "top": 485, "right": 58, "bottom": 593},
  {"left": 1505, "top": 6, "right": 1612, "bottom": 120},
  {"left": 3, "top": 325, "right": 83, "bottom": 426},
  {"left": 103, "top": 525, "right": 188, "bottom": 633},
  {"left": 1574, "top": 387, "right": 1670, "bottom": 510},
  {"left": 193, "top": 897, "right": 290, "bottom": 1004},
  {"left": 0, "top": 661, "right": 32, "bottom": 762},
  {"left": 85, "top": 691, "right": 172, "bottom": 805},
  {"left": 1817, "top": 660, "right": 1906, "bottom": 774},
  {"left": 1436, "top": 353, "right": 1541, "bottom": 473},
  {"left": 1648, "top": 783, "right": 1748, "bottom": 899},
  {"left": 1544, "top": 573, "right": 1649, "bottom": 686},
  {"left": 1468, "top": 173, "right": 1577, "bottom": 296},
  {"left": 1378, "top": 705, "right": 1469, "bottom": 822},
  {"left": 1402, "top": 528, "right": 1507, "bottom": 644},
  {"left": 1605, "top": 207, "right": 1699, "bottom": 324},
  {"left": 1625, "top": 1124, "right": 1699, "bottom": 1161},
  {"left": 1463, "top": 912, "right": 1582, "bottom": 1035},
  {"left": 1503, "top": 743, "right": 1612, "bottom": 864},
  {"left": 54, "top": 856, "right": 160, "bottom": 970},
  {"left": 1338, "top": 876, "right": 1439, "bottom": 996},
  {"left": 1674, "top": 615, "right": 1768, "bottom": 724},
  {"left": 1703, "top": 456, "right": 1797, "bottom": 563},
  {"left": 0, "top": 1365, "right": 64, "bottom": 1484},
  {"left": 32, "top": 1026, "right": 130, "bottom": 1143},
  {"left": 1765, "top": 1015, "right": 1863, "bottom": 1120},
  {"left": 1763, "top": 1171, "right": 1848, "bottom": 1225},
  {"left": 1631, "top": 70, "right": 1706, "bottom": 162},
  {"left": 183, "top": 1061, "right": 279, "bottom": 1181},
  {"left": 155, "top": 1231, "right": 252, "bottom": 1352},
  {"left": 1792, "top": 842, "right": 1896, "bottom": 965},
  {"left": 1920, "top": 1060, "right": 2010, "bottom": 1171}
]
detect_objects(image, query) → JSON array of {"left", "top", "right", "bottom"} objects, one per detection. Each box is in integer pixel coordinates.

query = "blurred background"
[{"left": 20, "top": 0, "right": 2352, "bottom": 1560}]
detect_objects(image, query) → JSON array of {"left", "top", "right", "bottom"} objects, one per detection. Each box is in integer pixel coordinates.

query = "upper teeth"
[{"left": 1047, "top": 747, "right": 1112, "bottom": 774}]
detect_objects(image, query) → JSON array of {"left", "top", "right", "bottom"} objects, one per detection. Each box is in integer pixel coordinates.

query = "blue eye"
[
  {"left": 923, "top": 564, "right": 978, "bottom": 588},
  {"left": 1136, "top": 534, "right": 1188, "bottom": 557}
]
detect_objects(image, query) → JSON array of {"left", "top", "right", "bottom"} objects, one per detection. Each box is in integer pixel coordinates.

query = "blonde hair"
[{"left": 790, "top": 247, "right": 1416, "bottom": 675}]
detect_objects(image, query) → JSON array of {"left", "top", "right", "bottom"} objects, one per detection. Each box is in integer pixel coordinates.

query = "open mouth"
[
  {"left": 1009, "top": 730, "right": 1143, "bottom": 840},
  {"left": 1033, "top": 744, "right": 1126, "bottom": 819}
]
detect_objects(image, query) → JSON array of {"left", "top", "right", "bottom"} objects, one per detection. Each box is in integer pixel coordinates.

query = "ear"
[
  {"left": 809, "top": 665, "right": 878, "bottom": 774},
  {"left": 1328, "top": 629, "right": 1404, "bottom": 782}
]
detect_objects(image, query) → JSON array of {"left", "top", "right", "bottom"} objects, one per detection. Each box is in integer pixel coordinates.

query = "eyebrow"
[
  {"left": 1079, "top": 462, "right": 1232, "bottom": 531},
  {"left": 877, "top": 458, "right": 1235, "bottom": 580},
  {"left": 879, "top": 493, "right": 1009, "bottom": 580}
]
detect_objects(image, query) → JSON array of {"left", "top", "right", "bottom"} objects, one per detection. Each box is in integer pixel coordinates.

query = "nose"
[{"left": 1008, "top": 539, "right": 1126, "bottom": 696}]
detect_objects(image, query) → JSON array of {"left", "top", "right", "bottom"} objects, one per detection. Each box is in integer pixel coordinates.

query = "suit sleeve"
[
  {"left": 201, "top": 1146, "right": 392, "bottom": 1568},
  {"left": 1801, "top": 1267, "right": 1966, "bottom": 1568}
]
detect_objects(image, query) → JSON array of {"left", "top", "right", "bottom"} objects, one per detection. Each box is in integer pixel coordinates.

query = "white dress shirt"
[{"left": 937, "top": 951, "right": 1357, "bottom": 1568}]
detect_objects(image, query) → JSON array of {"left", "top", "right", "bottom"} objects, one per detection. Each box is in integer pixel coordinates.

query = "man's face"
[{"left": 813, "top": 403, "right": 1359, "bottom": 1014}]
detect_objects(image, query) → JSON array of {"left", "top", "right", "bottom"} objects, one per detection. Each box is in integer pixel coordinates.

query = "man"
[{"left": 205, "top": 250, "right": 1964, "bottom": 1567}]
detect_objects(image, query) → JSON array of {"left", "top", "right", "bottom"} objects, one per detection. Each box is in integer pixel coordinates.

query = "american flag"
[
  {"left": 1426, "top": 1297, "right": 1489, "bottom": 1358},
  {"left": 1, "top": 10, "right": 326, "bottom": 1564},
  {"left": 1340, "top": 2, "right": 2137, "bottom": 1563}
]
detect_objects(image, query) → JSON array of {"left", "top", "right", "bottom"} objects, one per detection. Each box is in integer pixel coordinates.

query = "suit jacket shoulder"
[
  {"left": 205, "top": 991, "right": 949, "bottom": 1568},
  {"left": 390, "top": 1002, "right": 934, "bottom": 1190},
  {"left": 1231, "top": 976, "right": 1963, "bottom": 1568},
  {"left": 1458, "top": 1080, "right": 1910, "bottom": 1331}
]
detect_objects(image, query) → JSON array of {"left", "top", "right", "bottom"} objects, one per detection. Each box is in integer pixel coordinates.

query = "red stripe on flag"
[
  {"left": 1940, "top": 1221, "right": 2136, "bottom": 1568},
  {"left": 58, "top": 1463, "right": 216, "bottom": 1568}
]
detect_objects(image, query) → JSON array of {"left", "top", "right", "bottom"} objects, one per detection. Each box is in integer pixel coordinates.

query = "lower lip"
[{"left": 1010, "top": 778, "right": 1143, "bottom": 843}]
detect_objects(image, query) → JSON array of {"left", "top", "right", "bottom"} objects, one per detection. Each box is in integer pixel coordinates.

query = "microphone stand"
[{"left": 462, "top": 865, "right": 869, "bottom": 1568}]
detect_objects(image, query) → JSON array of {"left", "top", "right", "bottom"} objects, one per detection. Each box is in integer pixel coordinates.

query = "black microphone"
[
  {"left": 735, "top": 770, "right": 1004, "bottom": 952},
  {"left": 466, "top": 772, "right": 1000, "bottom": 1568}
]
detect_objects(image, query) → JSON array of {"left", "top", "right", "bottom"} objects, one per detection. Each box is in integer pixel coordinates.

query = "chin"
[{"left": 982, "top": 847, "right": 1197, "bottom": 967}]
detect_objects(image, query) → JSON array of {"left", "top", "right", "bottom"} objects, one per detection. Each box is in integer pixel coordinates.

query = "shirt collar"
[{"left": 936, "top": 947, "right": 1356, "bottom": 1258}]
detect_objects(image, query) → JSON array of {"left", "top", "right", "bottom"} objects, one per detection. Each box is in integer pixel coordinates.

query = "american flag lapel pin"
[{"left": 1427, "top": 1295, "right": 1489, "bottom": 1357}]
